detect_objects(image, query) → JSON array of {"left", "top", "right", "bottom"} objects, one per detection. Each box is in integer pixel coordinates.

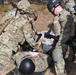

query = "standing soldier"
[{"left": 47, "top": 0, "right": 75, "bottom": 75}]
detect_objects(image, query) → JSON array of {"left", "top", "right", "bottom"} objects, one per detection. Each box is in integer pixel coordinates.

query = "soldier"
[
  {"left": 0, "top": 0, "right": 41, "bottom": 75},
  {"left": 47, "top": 0, "right": 75, "bottom": 75}
]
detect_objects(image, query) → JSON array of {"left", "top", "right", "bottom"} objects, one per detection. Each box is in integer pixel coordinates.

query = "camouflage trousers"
[
  {"left": 0, "top": 41, "right": 16, "bottom": 75},
  {"left": 52, "top": 37, "right": 65, "bottom": 75}
]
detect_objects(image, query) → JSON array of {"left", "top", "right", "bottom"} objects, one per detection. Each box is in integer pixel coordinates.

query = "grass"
[{"left": 0, "top": 5, "right": 9, "bottom": 12}]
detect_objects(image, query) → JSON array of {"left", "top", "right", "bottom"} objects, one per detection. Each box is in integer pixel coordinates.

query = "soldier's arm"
[
  {"left": 23, "top": 25, "right": 37, "bottom": 50},
  {"left": 53, "top": 16, "right": 61, "bottom": 36}
]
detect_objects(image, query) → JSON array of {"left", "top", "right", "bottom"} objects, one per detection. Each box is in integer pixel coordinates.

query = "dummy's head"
[{"left": 19, "top": 58, "right": 35, "bottom": 74}]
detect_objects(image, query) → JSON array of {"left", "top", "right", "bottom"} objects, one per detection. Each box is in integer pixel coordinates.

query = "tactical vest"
[{"left": 0, "top": 18, "right": 14, "bottom": 35}]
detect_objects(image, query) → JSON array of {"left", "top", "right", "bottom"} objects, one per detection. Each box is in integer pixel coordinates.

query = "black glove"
[
  {"left": 36, "top": 33, "right": 42, "bottom": 42},
  {"left": 37, "top": 33, "right": 42, "bottom": 37},
  {"left": 54, "top": 35, "right": 60, "bottom": 42},
  {"left": 53, "top": 35, "right": 60, "bottom": 47}
]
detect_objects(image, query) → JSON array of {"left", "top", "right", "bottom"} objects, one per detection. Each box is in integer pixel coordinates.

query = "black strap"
[{"left": 15, "top": 8, "right": 18, "bottom": 17}]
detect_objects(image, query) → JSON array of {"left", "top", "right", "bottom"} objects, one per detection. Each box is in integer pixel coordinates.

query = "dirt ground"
[{"left": 0, "top": 2, "right": 76, "bottom": 75}]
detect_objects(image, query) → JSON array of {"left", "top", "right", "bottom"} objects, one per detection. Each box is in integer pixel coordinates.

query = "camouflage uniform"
[
  {"left": 52, "top": 9, "right": 74, "bottom": 74},
  {"left": 0, "top": 8, "right": 20, "bottom": 24},
  {"left": 13, "top": 51, "right": 52, "bottom": 75},
  {"left": 0, "top": 0, "right": 38, "bottom": 74}
]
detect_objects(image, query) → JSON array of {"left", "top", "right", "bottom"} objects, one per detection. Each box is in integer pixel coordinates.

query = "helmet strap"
[{"left": 52, "top": 4, "right": 60, "bottom": 16}]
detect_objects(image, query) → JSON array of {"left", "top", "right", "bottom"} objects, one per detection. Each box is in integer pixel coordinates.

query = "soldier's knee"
[{"left": 52, "top": 49, "right": 63, "bottom": 63}]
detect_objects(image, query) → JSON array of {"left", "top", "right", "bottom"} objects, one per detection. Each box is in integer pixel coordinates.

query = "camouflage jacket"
[
  {"left": 0, "top": 8, "right": 21, "bottom": 24},
  {"left": 59, "top": 9, "right": 74, "bottom": 37},
  {"left": 0, "top": 14, "right": 37, "bottom": 53},
  {"left": 53, "top": 9, "right": 74, "bottom": 49}
]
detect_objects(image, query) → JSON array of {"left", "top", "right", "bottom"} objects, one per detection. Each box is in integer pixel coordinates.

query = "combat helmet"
[
  {"left": 19, "top": 58, "right": 35, "bottom": 74},
  {"left": 47, "top": 0, "right": 61, "bottom": 13},
  {"left": 26, "top": 8, "right": 38, "bottom": 21},
  {"left": 17, "top": 0, "right": 30, "bottom": 11}
]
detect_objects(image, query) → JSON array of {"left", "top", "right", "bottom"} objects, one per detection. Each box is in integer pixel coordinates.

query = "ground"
[{"left": 0, "top": 2, "right": 76, "bottom": 75}]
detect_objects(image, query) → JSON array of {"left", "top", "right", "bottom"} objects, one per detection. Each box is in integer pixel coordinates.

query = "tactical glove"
[
  {"left": 53, "top": 35, "right": 60, "bottom": 46},
  {"left": 36, "top": 33, "right": 42, "bottom": 42}
]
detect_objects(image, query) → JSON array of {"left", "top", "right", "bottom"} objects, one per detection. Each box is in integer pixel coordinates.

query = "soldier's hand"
[
  {"left": 29, "top": 51, "right": 39, "bottom": 57},
  {"left": 38, "top": 38, "right": 45, "bottom": 42}
]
